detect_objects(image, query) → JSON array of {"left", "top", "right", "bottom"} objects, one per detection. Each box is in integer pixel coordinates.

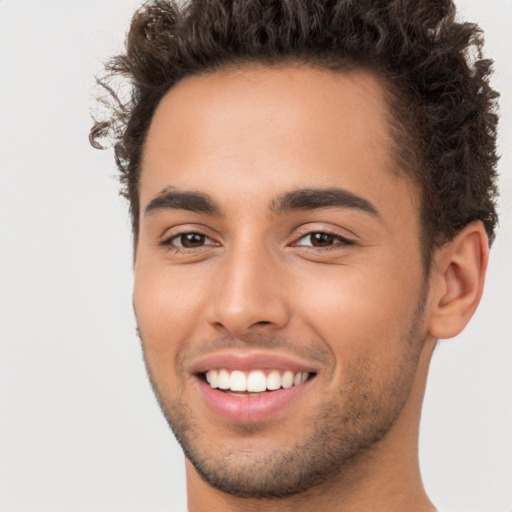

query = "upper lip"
[{"left": 189, "top": 350, "right": 319, "bottom": 375}]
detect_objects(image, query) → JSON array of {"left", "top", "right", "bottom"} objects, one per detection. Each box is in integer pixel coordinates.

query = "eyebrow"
[
  {"left": 145, "top": 187, "right": 221, "bottom": 216},
  {"left": 270, "top": 188, "right": 380, "bottom": 218},
  {"left": 144, "top": 186, "right": 380, "bottom": 219}
]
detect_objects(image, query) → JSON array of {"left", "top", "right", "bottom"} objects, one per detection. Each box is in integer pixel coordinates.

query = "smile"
[
  {"left": 205, "top": 369, "right": 310, "bottom": 393},
  {"left": 191, "top": 352, "right": 318, "bottom": 423}
]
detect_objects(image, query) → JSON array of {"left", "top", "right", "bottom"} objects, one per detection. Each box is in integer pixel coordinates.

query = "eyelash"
[
  {"left": 160, "top": 229, "right": 355, "bottom": 253},
  {"left": 160, "top": 232, "right": 217, "bottom": 252},
  {"left": 291, "top": 231, "right": 355, "bottom": 250}
]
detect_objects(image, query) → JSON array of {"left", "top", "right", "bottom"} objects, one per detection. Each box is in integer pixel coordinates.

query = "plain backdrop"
[{"left": 0, "top": 1, "right": 510, "bottom": 511}]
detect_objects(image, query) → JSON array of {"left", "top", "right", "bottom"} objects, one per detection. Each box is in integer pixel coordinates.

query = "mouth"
[
  {"left": 199, "top": 368, "right": 313, "bottom": 395},
  {"left": 191, "top": 353, "right": 318, "bottom": 423}
]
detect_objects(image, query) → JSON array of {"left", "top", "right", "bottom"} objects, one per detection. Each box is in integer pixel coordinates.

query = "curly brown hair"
[{"left": 90, "top": 0, "right": 499, "bottom": 265}]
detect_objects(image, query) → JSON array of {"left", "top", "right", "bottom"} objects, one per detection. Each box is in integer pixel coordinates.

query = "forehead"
[{"left": 141, "top": 65, "right": 416, "bottom": 220}]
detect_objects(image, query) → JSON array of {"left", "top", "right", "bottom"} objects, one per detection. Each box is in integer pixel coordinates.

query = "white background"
[{"left": 0, "top": 1, "right": 510, "bottom": 511}]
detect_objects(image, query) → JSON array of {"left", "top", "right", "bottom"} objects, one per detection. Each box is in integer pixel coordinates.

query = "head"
[
  {"left": 91, "top": 0, "right": 499, "bottom": 267},
  {"left": 90, "top": 0, "right": 499, "bottom": 504}
]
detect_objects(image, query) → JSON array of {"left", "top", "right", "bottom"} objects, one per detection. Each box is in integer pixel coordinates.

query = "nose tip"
[
  {"left": 207, "top": 257, "right": 290, "bottom": 336},
  {"left": 211, "top": 295, "right": 289, "bottom": 337}
]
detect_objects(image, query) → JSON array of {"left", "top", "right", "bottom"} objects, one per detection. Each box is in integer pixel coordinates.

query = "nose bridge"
[{"left": 210, "top": 235, "right": 289, "bottom": 334}]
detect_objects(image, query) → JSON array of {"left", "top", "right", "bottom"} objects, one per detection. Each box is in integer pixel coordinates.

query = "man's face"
[{"left": 134, "top": 65, "right": 429, "bottom": 497}]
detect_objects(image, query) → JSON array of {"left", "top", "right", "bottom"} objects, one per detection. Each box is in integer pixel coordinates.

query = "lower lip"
[{"left": 196, "top": 377, "right": 312, "bottom": 423}]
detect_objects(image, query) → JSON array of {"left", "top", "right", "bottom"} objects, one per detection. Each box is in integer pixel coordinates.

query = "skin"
[{"left": 133, "top": 65, "right": 488, "bottom": 511}]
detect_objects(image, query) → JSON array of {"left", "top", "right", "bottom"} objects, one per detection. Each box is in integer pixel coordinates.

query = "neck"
[{"left": 186, "top": 337, "right": 438, "bottom": 512}]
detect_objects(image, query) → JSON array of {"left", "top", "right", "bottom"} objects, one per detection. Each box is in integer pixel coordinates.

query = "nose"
[{"left": 207, "top": 245, "right": 290, "bottom": 337}]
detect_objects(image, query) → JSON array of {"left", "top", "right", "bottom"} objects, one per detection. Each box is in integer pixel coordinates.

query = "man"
[{"left": 90, "top": 0, "right": 499, "bottom": 510}]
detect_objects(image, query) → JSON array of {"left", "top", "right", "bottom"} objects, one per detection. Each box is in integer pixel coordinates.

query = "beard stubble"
[{"left": 140, "top": 291, "right": 428, "bottom": 499}]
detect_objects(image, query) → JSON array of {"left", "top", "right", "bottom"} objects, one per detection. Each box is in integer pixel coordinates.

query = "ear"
[{"left": 427, "top": 221, "right": 489, "bottom": 340}]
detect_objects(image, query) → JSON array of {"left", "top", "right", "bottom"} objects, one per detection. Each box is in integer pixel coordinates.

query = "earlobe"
[{"left": 427, "top": 221, "right": 489, "bottom": 340}]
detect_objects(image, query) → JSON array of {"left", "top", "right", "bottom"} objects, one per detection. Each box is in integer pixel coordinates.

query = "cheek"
[
  {"left": 133, "top": 264, "right": 209, "bottom": 368},
  {"left": 293, "top": 266, "right": 425, "bottom": 404},
  {"left": 293, "top": 262, "right": 422, "bottom": 359}
]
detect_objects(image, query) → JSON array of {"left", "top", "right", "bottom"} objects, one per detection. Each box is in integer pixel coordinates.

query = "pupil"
[
  {"left": 312, "top": 233, "right": 334, "bottom": 246},
  {"left": 182, "top": 233, "right": 204, "bottom": 247}
]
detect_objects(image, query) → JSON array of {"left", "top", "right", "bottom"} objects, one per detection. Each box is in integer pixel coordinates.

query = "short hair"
[{"left": 90, "top": 0, "right": 499, "bottom": 265}]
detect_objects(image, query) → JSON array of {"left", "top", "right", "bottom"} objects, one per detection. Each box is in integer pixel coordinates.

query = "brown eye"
[
  {"left": 163, "top": 232, "right": 215, "bottom": 249},
  {"left": 309, "top": 233, "right": 335, "bottom": 247},
  {"left": 293, "top": 231, "right": 354, "bottom": 248},
  {"left": 177, "top": 233, "right": 207, "bottom": 247}
]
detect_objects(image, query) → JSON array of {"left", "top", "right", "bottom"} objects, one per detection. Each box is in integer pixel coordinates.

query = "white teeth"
[
  {"left": 281, "top": 371, "right": 294, "bottom": 389},
  {"left": 247, "top": 370, "right": 267, "bottom": 392},
  {"left": 218, "top": 369, "right": 230, "bottom": 390},
  {"left": 266, "top": 370, "right": 281, "bottom": 390},
  {"left": 204, "top": 369, "right": 311, "bottom": 392},
  {"left": 206, "top": 369, "right": 219, "bottom": 388},
  {"left": 230, "top": 370, "right": 247, "bottom": 391}
]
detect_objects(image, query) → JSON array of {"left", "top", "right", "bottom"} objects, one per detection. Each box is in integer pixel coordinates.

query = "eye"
[
  {"left": 163, "top": 232, "right": 215, "bottom": 249},
  {"left": 293, "top": 232, "right": 354, "bottom": 248}
]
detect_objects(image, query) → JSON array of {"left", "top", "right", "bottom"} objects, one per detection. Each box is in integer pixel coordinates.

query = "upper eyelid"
[
  {"left": 291, "top": 232, "right": 354, "bottom": 246},
  {"left": 157, "top": 224, "right": 356, "bottom": 247},
  {"left": 163, "top": 232, "right": 217, "bottom": 246},
  {"left": 160, "top": 224, "right": 217, "bottom": 241},
  {"left": 291, "top": 225, "right": 355, "bottom": 242},
  {"left": 291, "top": 220, "right": 358, "bottom": 237}
]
